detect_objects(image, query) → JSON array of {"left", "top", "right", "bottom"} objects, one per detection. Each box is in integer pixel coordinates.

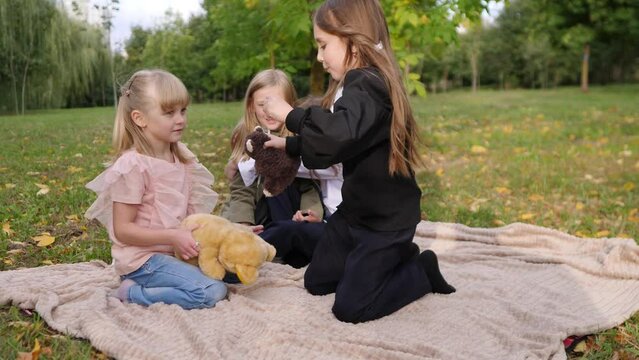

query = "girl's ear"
[{"left": 131, "top": 110, "right": 147, "bottom": 128}]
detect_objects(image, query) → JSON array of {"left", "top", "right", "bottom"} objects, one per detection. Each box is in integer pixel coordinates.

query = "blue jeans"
[{"left": 122, "top": 254, "right": 227, "bottom": 309}]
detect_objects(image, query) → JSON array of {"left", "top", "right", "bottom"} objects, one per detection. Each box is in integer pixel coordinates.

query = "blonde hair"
[
  {"left": 314, "top": 0, "right": 423, "bottom": 177},
  {"left": 112, "top": 69, "right": 191, "bottom": 163},
  {"left": 229, "top": 69, "right": 297, "bottom": 163}
]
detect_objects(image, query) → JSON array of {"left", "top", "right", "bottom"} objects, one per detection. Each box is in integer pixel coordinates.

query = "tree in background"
[
  {"left": 2, "top": 0, "right": 638, "bottom": 114},
  {"left": 0, "top": 0, "right": 113, "bottom": 114}
]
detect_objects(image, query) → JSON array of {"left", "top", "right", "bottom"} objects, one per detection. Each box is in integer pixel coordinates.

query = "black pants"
[
  {"left": 254, "top": 185, "right": 303, "bottom": 225},
  {"left": 261, "top": 220, "right": 325, "bottom": 268},
  {"left": 304, "top": 211, "right": 431, "bottom": 323}
]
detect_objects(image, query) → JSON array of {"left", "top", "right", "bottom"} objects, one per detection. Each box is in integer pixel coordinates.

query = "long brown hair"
[
  {"left": 113, "top": 69, "right": 191, "bottom": 163},
  {"left": 314, "top": 0, "right": 422, "bottom": 177},
  {"left": 229, "top": 69, "right": 297, "bottom": 163}
]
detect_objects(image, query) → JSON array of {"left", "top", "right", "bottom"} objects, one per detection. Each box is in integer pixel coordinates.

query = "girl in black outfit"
[{"left": 263, "top": 0, "right": 455, "bottom": 323}]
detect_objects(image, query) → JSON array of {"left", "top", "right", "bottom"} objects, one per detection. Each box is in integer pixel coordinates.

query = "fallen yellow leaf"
[
  {"left": 575, "top": 231, "right": 588, "bottom": 238},
  {"left": 471, "top": 145, "right": 487, "bottom": 154},
  {"left": 32, "top": 233, "right": 55, "bottom": 247},
  {"left": 573, "top": 341, "right": 587, "bottom": 353},
  {"left": 67, "top": 166, "right": 83, "bottom": 173},
  {"left": 623, "top": 182, "right": 635, "bottom": 191},
  {"left": 31, "top": 338, "right": 41, "bottom": 360},
  {"left": 435, "top": 168, "right": 445, "bottom": 177},
  {"left": 35, "top": 183, "right": 50, "bottom": 196},
  {"left": 17, "top": 338, "right": 41, "bottom": 360},
  {"left": 528, "top": 194, "right": 544, "bottom": 202},
  {"left": 66, "top": 214, "right": 80, "bottom": 222},
  {"left": 495, "top": 187, "right": 511, "bottom": 195},
  {"left": 3, "top": 258, "right": 14, "bottom": 266},
  {"left": 41, "top": 260, "right": 54, "bottom": 265},
  {"left": 575, "top": 202, "right": 585, "bottom": 210},
  {"left": 3, "top": 223, "right": 15, "bottom": 236},
  {"left": 595, "top": 230, "right": 610, "bottom": 238},
  {"left": 5, "top": 183, "right": 16, "bottom": 189},
  {"left": 520, "top": 213, "right": 535, "bottom": 220}
]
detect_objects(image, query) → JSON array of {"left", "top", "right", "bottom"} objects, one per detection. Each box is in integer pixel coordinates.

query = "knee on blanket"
[
  {"left": 197, "top": 282, "right": 228, "bottom": 309},
  {"left": 331, "top": 299, "right": 367, "bottom": 324}
]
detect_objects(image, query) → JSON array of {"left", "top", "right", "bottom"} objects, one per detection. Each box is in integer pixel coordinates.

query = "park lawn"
[{"left": 0, "top": 86, "right": 637, "bottom": 359}]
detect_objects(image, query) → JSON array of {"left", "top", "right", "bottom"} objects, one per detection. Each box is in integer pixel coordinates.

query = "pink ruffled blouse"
[{"left": 85, "top": 143, "right": 218, "bottom": 275}]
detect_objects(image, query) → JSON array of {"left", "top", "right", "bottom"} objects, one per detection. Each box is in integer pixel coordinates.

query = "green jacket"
[{"left": 220, "top": 172, "right": 324, "bottom": 225}]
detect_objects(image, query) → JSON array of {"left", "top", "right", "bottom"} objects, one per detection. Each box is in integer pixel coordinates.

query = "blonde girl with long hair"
[
  {"left": 263, "top": 0, "right": 455, "bottom": 323},
  {"left": 85, "top": 69, "right": 227, "bottom": 309},
  {"left": 221, "top": 69, "right": 343, "bottom": 268}
]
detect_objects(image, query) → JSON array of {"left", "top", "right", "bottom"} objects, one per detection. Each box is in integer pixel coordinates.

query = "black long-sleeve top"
[{"left": 284, "top": 67, "right": 421, "bottom": 231}]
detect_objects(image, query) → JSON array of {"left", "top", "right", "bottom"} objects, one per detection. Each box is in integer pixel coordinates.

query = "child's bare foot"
[
  {"left": 113, "top": 279, "right": 136, "bottom": 302},
  {"left": 418, "top": 250, "right": 456, "bottom": 294}
]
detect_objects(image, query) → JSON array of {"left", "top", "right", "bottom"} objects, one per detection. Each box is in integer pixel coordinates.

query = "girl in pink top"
[{"left": 85, "top": 69, "right": 227, "bottom": 309}]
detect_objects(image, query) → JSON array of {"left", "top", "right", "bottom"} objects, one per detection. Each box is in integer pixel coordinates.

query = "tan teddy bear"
[{"left": 180, "top": 213, "right": 276, "bottom": 285}]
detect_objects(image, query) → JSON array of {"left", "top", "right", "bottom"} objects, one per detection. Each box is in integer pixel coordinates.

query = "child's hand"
[
  {"left": 239, "top": 223, "right": 264, "bottom": 235},
  {"left": 264, "top": 134, "right": 286, "bottom": 149},
  {"left": 173, "top": 224, "right": 201, "bottom": 260},
  {"left": 263, "top": 96, "right": 293, "bottom": 123},
  {"left": 224, "top": 159, "right": 238, "bottom": 181},
  {"left": 250, "top": 225, "right": 264, "bottom": 235},
  {"left": 293, "top": 209, "right": 322, "bottom": 223}
]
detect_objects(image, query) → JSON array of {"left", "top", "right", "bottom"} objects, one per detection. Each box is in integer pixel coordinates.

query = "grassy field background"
[{"left": 1, "top": 86, "right": 638, "bottom": 358}]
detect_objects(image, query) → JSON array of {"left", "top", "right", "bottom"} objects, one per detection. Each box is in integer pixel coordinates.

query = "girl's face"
[
  {"left": 136, "top": 92, "right": 187, "bottom": 151},
  {"left": 252, "top": 85, "right": 287, "bottom": 132},
  {"left": 314, "top": 24, "right": 349, "bottom": 81}
]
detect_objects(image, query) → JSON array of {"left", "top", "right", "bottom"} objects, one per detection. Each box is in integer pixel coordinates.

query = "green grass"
[{"left": 1, "top": 85, "right": 638, "bottom": 358}]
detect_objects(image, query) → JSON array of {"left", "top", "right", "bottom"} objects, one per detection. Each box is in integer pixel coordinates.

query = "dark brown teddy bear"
[{"left": 245, "top": 126, "right": 300, "bottom": 197}]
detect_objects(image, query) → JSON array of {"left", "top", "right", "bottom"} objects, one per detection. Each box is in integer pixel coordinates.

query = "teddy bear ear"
[
  {"left": 246, "top": 139, "right": 254, "bottom": 153},
  {"left": 235, "top": 265, "right": 258, "bottom": 285},
  {"left": 253, "top": 125, "right": 262, "bottom": 131}
]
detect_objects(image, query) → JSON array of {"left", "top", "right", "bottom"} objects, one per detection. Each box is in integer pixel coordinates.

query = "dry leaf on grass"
[
  {"left": 17, "top": 339, "right": 41, "bottom": 360},
  {"left": 3, "top": 222, "right": 15, "bottom": 236},
  {"left": 32, "top": 233, "right": 55, "bottom": 247},
  {"left": 34, "top": 183, "right": 49, "bottom": 196}
]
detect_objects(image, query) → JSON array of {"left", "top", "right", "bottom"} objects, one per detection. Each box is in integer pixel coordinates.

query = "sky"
[{"left": 110, "top": 0, "right": 204, "bottom": 51}]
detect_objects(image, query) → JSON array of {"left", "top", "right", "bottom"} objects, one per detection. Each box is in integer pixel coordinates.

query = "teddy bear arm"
[
  {"left": 262, "top": 177, "right": 283, "bottom": 197},
  {"left": 198, "top": 247, "right": 226, "bottom": 280}
]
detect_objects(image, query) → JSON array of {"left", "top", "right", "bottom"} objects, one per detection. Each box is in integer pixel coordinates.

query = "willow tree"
[
  {"left": 0, "top": 0, "right": 54, "bottom": 114},
  {"left": 0, "top": 0, "right": 115, "bottom": 113}
]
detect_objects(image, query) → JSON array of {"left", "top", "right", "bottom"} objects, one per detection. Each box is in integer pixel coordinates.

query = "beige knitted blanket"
[{"left": 2, "top": 221, "right": 639, "bottom": 360}]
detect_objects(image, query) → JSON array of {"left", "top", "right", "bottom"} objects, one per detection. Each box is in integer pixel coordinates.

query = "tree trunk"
[
  {"left": 470, "top": 51, "right": 478, "bottom": 93},
  {"left": 21, "top": 60, "right": 31, "bottom": 115},
  {"left": 9, "top": 61, "right": 19, "bottom": 115},
  {"left": 581, "top": 44, "right": 589, "bottom": 93},
  {"left": 442, "top": 66, "right": 449, "bottom": 92}
]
